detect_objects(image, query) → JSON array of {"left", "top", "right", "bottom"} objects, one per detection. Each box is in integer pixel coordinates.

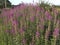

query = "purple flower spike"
[
  {"left": 53, "top": 28, "right": 59, "bottom": 38},
  {"left": 9, "top": 9, "right": 14, "bottom": 18},
  {"left": 45, "top": 11, "right": 52, "bottom": 20},
  {"left": 52, "top": 8, "right": 58, "bottom": 15},
  {"left": 36, "top": 31, "right": 40, "bottom": 38},
  {"left": 40, "top": 7, "right": 45, "bottom": 12},
  {"left": 12, "top": 20, "right": 18, "bottom": 26}
]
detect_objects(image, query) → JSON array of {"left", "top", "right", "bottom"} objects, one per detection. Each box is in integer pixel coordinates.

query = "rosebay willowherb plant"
[{"left": 0, "top": 3, "right": 60, "bottom": 45}]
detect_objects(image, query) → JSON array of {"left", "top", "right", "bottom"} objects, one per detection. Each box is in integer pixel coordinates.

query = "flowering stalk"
[
  {"left": 11, "top": 20, "right": 18, "bottom": 34},
  {"left": 51, "top": 20, "right": 59, "bottom": 45},
  {"left": 53, "top": 9, "right": 58, "bottom": 27},
  {"left": 10, "top": 14, "right": 19, "bottom": 45},
  {"left": 39, "top": 15, "right": 45, "bottom": 45},
  {"left": 35, "top": 10, "right": 40, "bottom": 45},
  {"left": 53, "top": 14, "right": 57, "bottom": 28},
  {"left": 20, "top": 18, "right": 26, "bottom": 45},
  {"left": 3, "top": 14, "right": 10, "bottom": 45},
  {"left": 45, "top": 19, "right": 51, "bottom": 45},
  {"left": 30, "top": 36, "right": 35, "bottom": 45},
  {"left": 22, "top": 38, "right": 26, "bottom": 45}
]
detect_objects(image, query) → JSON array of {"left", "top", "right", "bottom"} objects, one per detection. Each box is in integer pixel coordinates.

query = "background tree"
[{"left": 0, "top": 0, "right": 11, "bottom": 8}]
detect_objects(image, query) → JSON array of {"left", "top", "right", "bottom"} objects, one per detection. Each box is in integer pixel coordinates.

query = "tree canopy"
[{"left": 0, "top": 0, "right": 11, "bottom": 8}]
